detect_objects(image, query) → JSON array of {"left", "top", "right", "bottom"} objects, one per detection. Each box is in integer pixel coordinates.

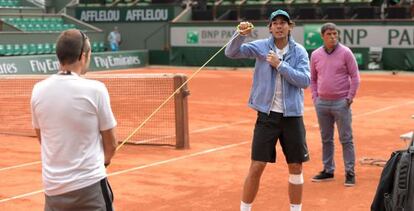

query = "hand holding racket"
[{"left": 237, "top": 22, "right": 254, "bottom": 36}]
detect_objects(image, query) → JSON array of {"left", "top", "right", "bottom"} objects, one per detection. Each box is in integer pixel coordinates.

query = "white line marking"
[
  {"left": 0, "top": 120, "right": 252, "bottom": 168},
  {"left": 108, "top": 141, "right": 249, "bottom": 177},
  {"left": 0, "top": 161, "right": 41, "bottom": 172},
  {"left": 0, "top": 141, "right": 249, "bottom": 203},
  {"left": 0, "top": 189, "right": 44, "bottom": 203},
  {"left": 116, "top": 120, "right": 251, "bottom": 145}
]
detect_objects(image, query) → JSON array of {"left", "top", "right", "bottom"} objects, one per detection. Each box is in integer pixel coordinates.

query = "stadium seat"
[
  {"left": 2, "top": 17, "right": 69, "bottom": 32},
  {"left": 21, "top": 44, "right": 29, "bottom": 55},
  {"left": 246, "top": 0, "right": 268, "bottom": 5},
  {"left": 13, "top": 44, "right": 21, "bottom": 56},
  {"left": 98, "top": 42, "right": 105, "bottom": 52},
  {"left": 92, "top": 42, "right": 99, "bottom": 52},
  {"left": 36, "top": 43, "right": 44, "bottom": 54},
  {"left": 44, "top": 43, "right": 52, "bottom": 54},
  {"left": 5, "top": 44, "right": 14, "bottom": 56},
  {"left": 28, "top": 43, "right": 37, "bottom": 55},
  {"left": 52, "top": 43, "right": 56, "bottom": 53}
]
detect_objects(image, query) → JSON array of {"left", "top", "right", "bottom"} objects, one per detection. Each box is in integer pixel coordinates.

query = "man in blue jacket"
[{"left": 225, "top": 10, "right": 310, "bottom": 211}]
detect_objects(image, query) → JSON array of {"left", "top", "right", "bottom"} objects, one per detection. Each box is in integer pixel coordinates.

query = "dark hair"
[
  {"left": 321, "top": 22, "right": 337, "bottom": 35},
  {"left": 56, "top": 29, "right": 90, "bottom": 65}
]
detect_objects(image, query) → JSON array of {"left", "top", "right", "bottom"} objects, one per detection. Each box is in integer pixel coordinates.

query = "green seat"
[
  {"left": 55, "top": 23, "right": 63, "bottom": 31},
  {"left": 5, "top": 44, "right": 14, "bottom": 56},
  {"left": 18, "top": 23, "right": 27, "bottom": 31},
  {"left": 41, "top": 23, "right": 51, "bottom": 31},
  {"left": 22, "top": 17, "right": 30, "bottom": 24},
  {"left": 13, "top": 44, "right": 21, "bottom": 55},
  {"left": 51, "top": 17, "right": 63, "bottom": 24},
  {"left": 98, "top": 42, "right": 105, "bottom": 52},
  {"left": 51, "top": 43, "right": 56, "bottom": 53},
  {"left": 36, "top": 43, "right": 44, "bottom": 54},
  {"left": 28, "top": 43, "right": 37, "bottom": 55},
  {"left": 44, "top": 43, "right": 52, "bottom": 54},
  {"left": 26, "top": 23, "right": 34, "bottom": 31},
  {"left": 0, "top": 44, "right": 5, "bottom": 55},
  {"left": 43, "top": 17, "right": 52, "bottom": 23},
  {"left": 21, "top": 43, "right": 29, "bottom": 55},
  {"left": 92, "top": 42, "right": 99, "bottom": 52},
  {"left": 6, "top": 17, "right": 15, "bottom": 23},
  {"left": 33, "top": 24, "right": 42, "bottom": 31}
]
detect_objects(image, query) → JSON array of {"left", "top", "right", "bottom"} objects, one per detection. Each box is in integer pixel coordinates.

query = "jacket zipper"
[{"left": 268, "top": 68, "right": 277, "bottom": 115}]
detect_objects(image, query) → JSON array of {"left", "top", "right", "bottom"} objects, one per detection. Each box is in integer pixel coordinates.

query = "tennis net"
[{"left": 0, "top": 74, "right": 189, "bottom": 149}]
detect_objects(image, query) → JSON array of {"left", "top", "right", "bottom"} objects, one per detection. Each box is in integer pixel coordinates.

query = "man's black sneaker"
[
  {"left": 344, "top": 172, "right": 355, "bottom": 187},
  {"left": 312, "top": 170, "right": 334, "bottom": 182}
]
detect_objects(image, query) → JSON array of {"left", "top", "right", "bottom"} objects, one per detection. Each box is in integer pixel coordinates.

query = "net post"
[{"left": 174, "top": 74, "right": 190, "bottom": 149}]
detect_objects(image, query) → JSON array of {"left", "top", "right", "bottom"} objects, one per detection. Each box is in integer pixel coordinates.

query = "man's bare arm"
[{"left": 101, "top": 128, "right": 117, "bottom": 167}]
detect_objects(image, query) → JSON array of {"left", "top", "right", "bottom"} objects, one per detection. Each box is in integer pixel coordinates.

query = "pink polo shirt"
[{"left": 310, "top": 43, "right": 360, "bottom": 101}]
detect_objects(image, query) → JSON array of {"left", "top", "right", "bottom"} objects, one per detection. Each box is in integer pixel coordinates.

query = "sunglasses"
[{"left": 78, "top": 30, "right": 89, "bottom": 61}]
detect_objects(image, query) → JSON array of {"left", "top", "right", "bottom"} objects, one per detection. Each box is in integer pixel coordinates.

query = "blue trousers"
[
  {"left": 315, "top": 98, "right": 355, "bottom": 174},
  {"left": 110, "top": 42, "right": 119, "bottom": 51}
]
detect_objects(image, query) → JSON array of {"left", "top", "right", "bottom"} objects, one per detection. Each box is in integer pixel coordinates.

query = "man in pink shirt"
[{"left": 310, "top": 23, "right": 360, "bottom": 186}]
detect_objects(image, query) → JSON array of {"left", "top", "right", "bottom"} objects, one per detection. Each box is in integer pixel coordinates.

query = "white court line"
[
  {"left": 0, "top": 141, "right": 249, "bottom": 204},
  {"left": 108, "top": 141, "right": 249, "bottom": 177},
  {"left": 311, "top": 101, "right": 414, "bottom": 128},
  {"left": 112, "top": 120, "right": 251, "bottom": 145},
  {"left": 0, "top": 161, "right": 41, "bottom": 172},
  {"left": 0, "top": 189, "right": 44, "bottom": 203},
  {"left": 0, "top": 120, "right": 251, "bottom": 171}
]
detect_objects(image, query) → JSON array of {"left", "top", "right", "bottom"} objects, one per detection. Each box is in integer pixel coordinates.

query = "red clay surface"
[{"left": 1, "top": 67, "right": 413, "bottom": 211}]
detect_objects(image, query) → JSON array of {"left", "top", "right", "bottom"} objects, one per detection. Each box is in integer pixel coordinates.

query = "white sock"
[
  {"left": 290, "top": 204, "right": 302, "bottom": 211},
  {"left": 240, "top": 201, "right": 252, "bottom": 211}
]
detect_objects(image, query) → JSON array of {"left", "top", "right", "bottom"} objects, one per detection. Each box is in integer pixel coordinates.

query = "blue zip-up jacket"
[{"left": 225, "top": 33, "right": 310, "bottom": 116}]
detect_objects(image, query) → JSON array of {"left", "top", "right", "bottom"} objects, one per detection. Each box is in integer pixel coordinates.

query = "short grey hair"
[{"left": 320, "top": 22, "right": 337, "bottom": 35}]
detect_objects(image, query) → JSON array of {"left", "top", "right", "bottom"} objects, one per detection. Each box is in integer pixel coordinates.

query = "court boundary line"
[
  {"left": 0, "top": 141, "right": 249, "bottom": 204},
  {"left": 0, "top": 120, "right": 251, "bottom": 172},
  {"left": 0, "top": 161, "right": 41, "bottom": 172}
]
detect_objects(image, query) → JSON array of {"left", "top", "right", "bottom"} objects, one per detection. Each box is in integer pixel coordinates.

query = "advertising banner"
[
  {"left": 75, "top": 6, "right": 175, "bottom": 22},
  {"left": 0, "top": 50, "right": 148, "bottom": 75},
  {"left": 172, "top": 25, "right": 414, "bottom": 49}
]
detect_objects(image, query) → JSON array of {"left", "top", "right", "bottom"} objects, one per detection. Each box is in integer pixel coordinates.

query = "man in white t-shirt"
[{"left": 31, "top": 29, "right": 117, "bottom": 211}]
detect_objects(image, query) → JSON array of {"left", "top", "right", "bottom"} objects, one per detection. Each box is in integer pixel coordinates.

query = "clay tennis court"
[{"left": 0, "top": 67, "right": 413, "bottom": 210}]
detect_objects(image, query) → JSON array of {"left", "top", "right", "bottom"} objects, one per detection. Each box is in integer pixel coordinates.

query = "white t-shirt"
[
  {"left": 31, "top": 73, "right": 117, "bottom": 196},
  {"left": 271, "top": 44, "right": 289, "bottom": 113}
]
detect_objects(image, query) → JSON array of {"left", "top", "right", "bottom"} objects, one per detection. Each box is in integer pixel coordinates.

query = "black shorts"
[{"left": 251, "top": 111, "right": 309, "bottom": 163}]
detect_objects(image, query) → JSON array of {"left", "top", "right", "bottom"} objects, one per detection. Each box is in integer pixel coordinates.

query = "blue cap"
[{"left": 269, "top": 9, "right": 290, "bottom": 22}]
